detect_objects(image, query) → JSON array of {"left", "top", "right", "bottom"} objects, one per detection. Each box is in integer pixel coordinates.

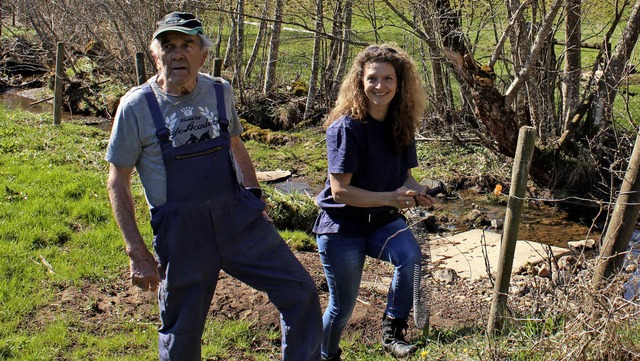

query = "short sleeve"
[
  {"left": 105, "top": 92, "right": 143, "bottom": 167},
  {"left": 407, "top": 141, "right": 418, "bottom": 169},
  {"left": 221, "top": 80, "right": 243, "bottom": 137},
  {"left": 326, "top": 117, "right": 362, "bottom": 174}
]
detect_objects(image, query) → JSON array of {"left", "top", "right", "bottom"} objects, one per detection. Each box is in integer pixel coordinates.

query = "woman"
[{"left": 313, "top": 44, "right": 433, "bottom": 360}]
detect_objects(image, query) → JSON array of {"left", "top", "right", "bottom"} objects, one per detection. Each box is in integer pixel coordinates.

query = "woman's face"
[{"left": 362, "top": 61, "right": 397, "bottom": 119}]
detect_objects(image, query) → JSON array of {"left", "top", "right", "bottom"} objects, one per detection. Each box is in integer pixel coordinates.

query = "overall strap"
[
  {"left": 213, "top": 81, "right": 229, "bottom": 133},
  {"left": 142, "top": 84, "right": 171, "bottom": 144}
]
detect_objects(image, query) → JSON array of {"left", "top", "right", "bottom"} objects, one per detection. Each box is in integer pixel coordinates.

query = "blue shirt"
[{"left": 313, "top": 114, "right": 418, "bottom": 235}]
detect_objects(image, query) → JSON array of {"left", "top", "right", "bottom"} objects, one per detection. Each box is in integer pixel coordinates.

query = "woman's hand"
[
  {"left": 395, "top": 186, "right": 437, "bottom": 209},
  {"left": 414, "top": 188, "right": 437, "bottom": 208},
  {"left": 394, "top": 187, "right": 421, "bottom": 209}
]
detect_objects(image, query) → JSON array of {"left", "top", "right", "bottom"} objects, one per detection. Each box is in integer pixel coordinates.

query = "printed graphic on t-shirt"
[{"left": 165, "top": 106, "right": 221, "bottom": 147}]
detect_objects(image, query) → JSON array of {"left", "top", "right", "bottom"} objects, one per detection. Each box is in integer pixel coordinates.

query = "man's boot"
[
  {"left": 321, "top": 347, "right": 342, "bottom": 361},
  {"left": 381, "top": 314, "right": 418, "bottom": 359}
]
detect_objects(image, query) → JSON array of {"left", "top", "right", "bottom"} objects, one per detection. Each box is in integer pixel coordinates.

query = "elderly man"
[{"left": 105, "top": 12, "right": 321, "bottom": 360}]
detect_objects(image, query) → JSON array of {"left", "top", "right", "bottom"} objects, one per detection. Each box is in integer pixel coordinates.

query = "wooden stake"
[
  {"left": 487, "top": 126, "right": 536, "bottom": 334},
  {"left": 53, "top": 42, "right": 64, "bottom": 126}
]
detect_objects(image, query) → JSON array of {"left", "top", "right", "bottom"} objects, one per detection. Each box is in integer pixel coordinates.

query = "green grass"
[{"left": 243, "top": 129, "right": 328, "bottom": 187}]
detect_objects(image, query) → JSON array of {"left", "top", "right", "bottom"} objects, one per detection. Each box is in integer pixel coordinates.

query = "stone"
[
  {"left": 537, "top": 263, "right": 551, "bottom": 278},
  {"left": 490, "top": 219, "right": 504, "bottom": 230},
  {"left": 557, "top": 255, "right": 578, "bottom": 270},
  {"left": 567, "top": 238, "right": 597, "bottom": 250},
  {"left": 433, "top": 268, "right": 458, "bottom": 284}
]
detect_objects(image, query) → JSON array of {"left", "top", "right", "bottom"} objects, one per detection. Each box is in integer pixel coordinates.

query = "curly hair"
[{"left": 324, "top": 44, "right": 426, "bottom": 151}]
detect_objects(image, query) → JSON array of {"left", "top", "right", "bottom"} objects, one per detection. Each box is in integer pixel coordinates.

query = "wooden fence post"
[
  {"left": 53, "top": 42, "right": 65, "bottom": 126},
  {"left": 592, "top": 130, "right": 640, "bottom": 287},
  {"left": 213, "top": 58, "right": 222, "bottom": 77},
  {"left": 135, "top": 52, "right": 146, "bottom": 86},
  {"left": 487, "top": 126, "right": 537, "bottom": 334}
]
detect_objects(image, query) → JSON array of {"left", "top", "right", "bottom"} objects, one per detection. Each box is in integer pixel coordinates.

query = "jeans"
[{"left": 316, "top": 218, "right": 421, "bottom": 359}]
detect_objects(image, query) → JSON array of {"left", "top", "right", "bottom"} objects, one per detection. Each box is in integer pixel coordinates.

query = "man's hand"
[
  {"left": 108, "top": 163, "right": 161, "bottom": 292},
  {"left": 128, "top": 247, "right": 160, "bottom": 292}
]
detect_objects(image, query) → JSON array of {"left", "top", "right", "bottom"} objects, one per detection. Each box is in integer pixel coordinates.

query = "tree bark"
[
  {"left": 332, "top": 0, "right": 352, "bottom": 100},
  {"left": 416, "top": 0, "right": 450, "bottom": 123},
  {"left": 244, "top": 0, "right": 270, "bottom": 80},
  {"left": 504, "top": 0, "right": 562, "bottom": 106},
  {"left": 596, "top": 0, "right": 640, "bottom": 126},
  {"left": 592, "top": 130, "right": 640, "bottom": 287},
  {"left": 562, "top": 0, "right": 582, "bottom": 131},
  {"left": 304, "top": 0, "right": 324, "bottom": 120},
  {"left": 223, "top": 0, "right": 237, "bottom": 69},
  {"left": 263, "top": 0, "right": 285, "bottom": 95},
  {"left": 325, "top": 0, "right": 344, "bottom": 99},
  {"left": 435, "top": 0, "right": 468, "bottom": 54},
  {"left": 558, "top": 2, "right": 628, "bottom": 149},
  {"left": 234, "top": 0, "right": 245, "bottom": 86}
]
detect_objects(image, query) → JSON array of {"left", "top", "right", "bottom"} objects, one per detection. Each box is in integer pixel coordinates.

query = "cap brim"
[{"left": 153, "top": 26, "right": 203, "bottom": 39}]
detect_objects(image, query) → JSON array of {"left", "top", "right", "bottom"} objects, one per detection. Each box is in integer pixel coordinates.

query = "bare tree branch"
[
  {"left": 504, "top": 0, "right": 563, "bottom": 106},
  {"left": 489, "top": 0, "right": 530, "bottom": 69}
]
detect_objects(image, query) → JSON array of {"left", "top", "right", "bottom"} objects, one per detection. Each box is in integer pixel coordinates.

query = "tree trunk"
[
  {"left": 503, "top": 0, "right": 530, "bottom": 121},
  {"left": 435, "top": 0, "right": 468, "bottom": 54},
  {"left": 234, "top": 0, "right": 245, "bottom": 87},
  {"left": 439, "top": 0, "right": 562, "bottom": 181},
  {"left": 562, "top": 0, "right": 582, "bottom": 131},
  {"left": 433, "top": 0, "right": 464, "bottom": 124},
  {"left": 215, "top": 10, "right": 225, "bottom": 58},
  {"left": 380, "top": 0, "right": 640, "bottom": 202},
  {"left": 416, "top": 0, "right": 450, "bottom": 125},
  {"left": 262, "top": 0, "right": 284, "bottom": 95},
  {"left": 223, "top": 3, "right": 237, "bottom": 70},
  {"left": 244, "top": 0, "right": 269, "bottom": 80},
  {"left": 24, "top": 1, "right": 56, "bottom": 53},
  {"left": 528, "top": 34, "right": 558, "bottom": 143},
  {"left": 592, "top": 130, "right": 640, "bottom": 287},
  {"left": 332, "top": 0, "right": 352, "bottom": 100},
  {"left": 557, "top": 2, "right": 627, "bottom": 149},
  {"left": 595, "top": 0, "right": 640, "bottom": 127},
  {"left": 304, "top": 0, "right": 324, "bottom": 120},
  {"left": 325, "top": 0, "right": 344, "bottom": 99}
]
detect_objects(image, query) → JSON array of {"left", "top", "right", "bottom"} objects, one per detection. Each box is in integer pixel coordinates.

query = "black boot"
[
  {"left": 381, "top": 314, "right": 418, "bottom": 359},
  {"left": 321, "top": 347, "right": 342, "bottom": 361}
]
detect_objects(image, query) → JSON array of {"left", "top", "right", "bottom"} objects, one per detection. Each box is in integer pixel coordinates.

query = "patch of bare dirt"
[{"left": 34, "top": 238, "right": 494, "bottom": 355}]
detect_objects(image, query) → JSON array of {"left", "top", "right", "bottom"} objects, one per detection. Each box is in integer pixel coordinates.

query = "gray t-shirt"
[{"left": 105, "top": 73, "right": 243, "bottom": 208}]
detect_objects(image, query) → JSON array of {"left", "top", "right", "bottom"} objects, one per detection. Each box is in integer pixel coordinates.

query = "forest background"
[{"left": 6, "top": 0, "right": 640, "bottom": 197}]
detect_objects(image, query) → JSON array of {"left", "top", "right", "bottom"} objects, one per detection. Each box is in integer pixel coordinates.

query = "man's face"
[{"left": 155, "top": 32, "right": 207, "bottom": 94}]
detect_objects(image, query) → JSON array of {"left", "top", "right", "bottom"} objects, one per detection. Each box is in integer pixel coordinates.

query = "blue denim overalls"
[{"left": 142, "top": 82, "right": 321, "bottom": 360}]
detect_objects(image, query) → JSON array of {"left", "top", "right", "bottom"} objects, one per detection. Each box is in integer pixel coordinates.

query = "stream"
[
  {"left": 434, "top": 189, "right": 600, "bottom": 249},
  {"left": 0, "top": 88, "right": 52, "bottom": 113},
  {"left": 0, "top": 88, "right": 113, "bottom": 131}
]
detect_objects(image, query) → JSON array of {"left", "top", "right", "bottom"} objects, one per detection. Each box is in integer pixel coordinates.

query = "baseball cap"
[{"left": 153, "top": 12, "right": 204, "bottom": 39}]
